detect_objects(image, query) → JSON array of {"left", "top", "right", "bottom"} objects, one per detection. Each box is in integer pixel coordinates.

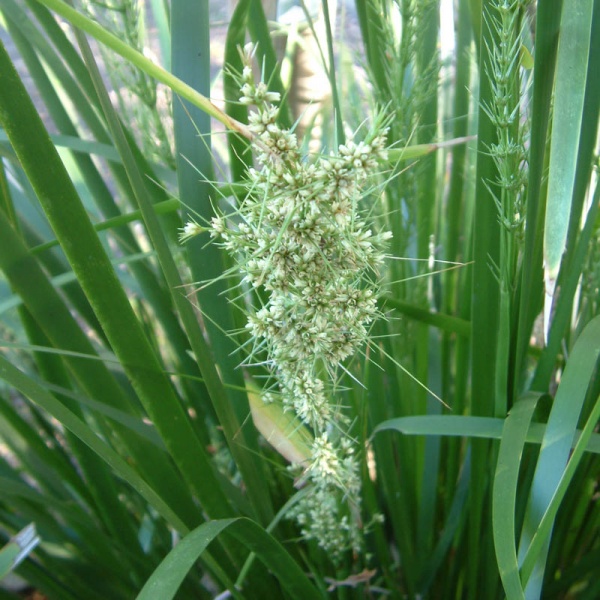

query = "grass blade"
[
  {"left": 521, "top": 387, "right": 600, "bottom": 591},
  {"left": 0, "top": 36, "right": 233, "bottom": 523},
  {"left": 171, "top": 0, "right": 274, "bottom": 526},
  {"left": 492, "top": 393, "right": 540, "bottom": 600},
  {"left": 513, "top": 0, "right": 563, "bottom": 393},
  {"left": 0, "top": 354, "right": 188, "bottom": 533},
  {"left": 136, "top": 518, "right": 322, "bottom": 600},
  {"left": 372, "top": 415, "right": 600, "bottom": 454},
  {"left": 0, "top": 206, "right": 200, "bottom": 530},
  {"left": 518, "top": 315, "right": 600, "bottom": 596},
  {"left": 543, "top": 0, "right": 594, "bottom": 333}
]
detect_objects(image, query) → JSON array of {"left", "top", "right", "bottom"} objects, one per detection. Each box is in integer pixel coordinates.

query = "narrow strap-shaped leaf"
[
  {"left": 0, "top": 131, "right": 118, "bottom": 161},
  {"left": 9, "top": 3, "right": 191, "bottom": 336},
  {"left": 543, "top": 0, "right": 593, "bottom": 334},
  {"left": 418, "top": 449, "right": 471, "bottom": 594},
  {"left": 6, "top": 310, "right": 143, "bottom": 559},
  {"left": 469, "top": 2, "right": 504, "bottom": 592},
  {"left": 372, "top": 415, "right": 600, "bottom": 454},
  {"left": 493, "top": 394, "right": 540, "bottom": 600},
  {"left": 533, "top": 178, "right": 600, "bottom": 388},
  {"left": 224, "top": 0, "right": 252, "bottom": 183},
  {"left": 2, "top": 0, "right": 154, "bottom": 247},
  {"left": 561, "top": 3, "right": 600, "bottom": 277},
  {"left": 0, "top": 354, "right": 188, "bottom": 534},
  {"left": 472, "top": 0, "right": 502, "bottom": 413},
  {"left": 73, "top": 12, "right": 277, "bottom": 538},
  {"left": 0, "top": 38, "right": 233, "bottom": 521},
  {"left": 0, "top": 207, "right": 201, "bottom": 531},
  {"left": 74, "top": 30, "right": 240, "bottom": 520},
  {"left": 0, "top": 470, "right": 136, "bottom": 582},
  {"left": 518, "top": 315, "right": 600, "bottom": 597},
  {"left": 383, "top": 296, "right": 471, "bottom": 337},
  {"left": 513, "top": 0, "right": 563, "bottom": 395},
  {"left": 0, "top": 390, "right": 93, "bottom": 504},
  {"left": 136, "top": 518, "right": 323, "bottom": 600},
  {"left": 171, "top": 0, "right": 274, "bottom": 525},
  {"left": 520, "top": 368, "right": 600, "bottom": 589}
]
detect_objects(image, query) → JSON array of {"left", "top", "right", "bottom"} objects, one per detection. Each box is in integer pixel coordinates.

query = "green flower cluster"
[
  {"left": 186, "top": 44, "right": 390, "bottom": 558},
  {"left": 289, "top": 435, "right": 363, "bottom": 557},
  {"left": 214, "top": 47, "right": 390, "bottom": 432},
  {"left": 483, "top": 0, "right": 528, "bottom": 232}
]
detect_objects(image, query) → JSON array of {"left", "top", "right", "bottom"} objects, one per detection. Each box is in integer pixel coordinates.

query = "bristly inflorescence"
[
  {"left": 183, "top": 44, "right": 390, "bottom": 559},
  {"left": 483, "top": 0, "right": 529, "bottom": 235}
]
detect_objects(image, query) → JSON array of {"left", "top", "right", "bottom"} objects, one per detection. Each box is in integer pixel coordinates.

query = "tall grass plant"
[{"left": 0, "top": 0, "right": 598, "bottom": 598}]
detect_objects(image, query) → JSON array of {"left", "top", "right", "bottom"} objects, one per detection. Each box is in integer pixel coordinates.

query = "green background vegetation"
[{"left": 0, "top": 0, "right": 598, "bottom": 598}]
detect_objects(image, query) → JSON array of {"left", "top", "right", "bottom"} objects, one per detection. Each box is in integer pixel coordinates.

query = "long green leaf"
[
  {"left": 383, "top": 296, "right": 471, "bottom": 337},
  {"left": 171, "top": 0, "right": 274, "bottom": 526},
  {"left": 0, "top": 354, "right": 188, "bottom": 534},
  {"left": 533, "top": 179, "right": 600, "bottom": 389},
  {"left": 136, "top": 518, "right": 322, "bottom": 600},
  {"left": 518, "top": 315, "right": 600, "bottom": 597},
  {"left": 543, "top": 0, "right": 593, "bottom": 316},
  {"left": 492, "top": 394, "right": 540, "bottom": 600},
  {"left": 71, "top": 24, "right": 241, "bottom": 521},
  {"left": 513, "top": 0, "right": 563, "bottom": 395},
  {"left": 469, "top": 2, "right": 503, "bottom": 593},
  {"left": 372, "top": 415, "right": 600, "bottom": 453},
  {"left": 0, "top": 37, "right": 231, "bottom": 523},
  {"left": 520, "top": 390, "right": 600, "bottom": 591},
  {"left": 0, "top": 208, "right": 200, "bottom": 531}
]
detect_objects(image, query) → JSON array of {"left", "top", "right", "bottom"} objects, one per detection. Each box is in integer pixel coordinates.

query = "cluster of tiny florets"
[
  {"left": 183, "top": 44, "right": 390, "bottom": 558},
  {"left": 483, "top": 0, "right": 528, "bottom": 232},
  {"left": 288, "top": 434, "right": 363, "bottom": 559},
  {"left": 213, "top": 51, "right": 389, "bottom": 432}
]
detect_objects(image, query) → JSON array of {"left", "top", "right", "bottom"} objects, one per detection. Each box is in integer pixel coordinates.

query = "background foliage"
[{"left": 0, "top": 0, "right": 599, "bottom": 598}]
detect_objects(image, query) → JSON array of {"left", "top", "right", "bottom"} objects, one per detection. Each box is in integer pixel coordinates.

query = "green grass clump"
[{"left": 0, "top": 0, "right": 598, "bottom": 598}]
